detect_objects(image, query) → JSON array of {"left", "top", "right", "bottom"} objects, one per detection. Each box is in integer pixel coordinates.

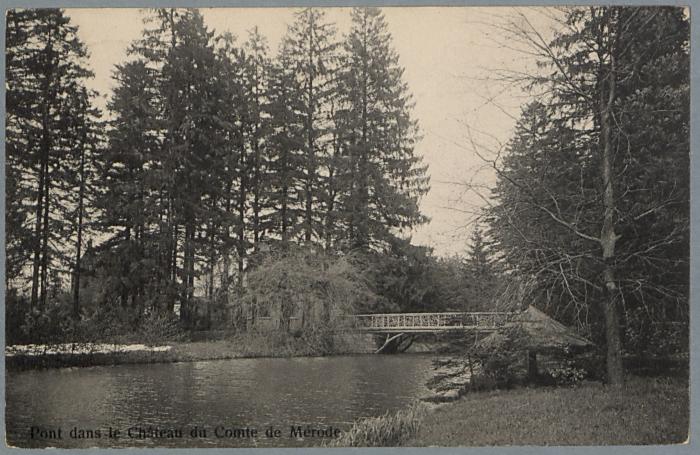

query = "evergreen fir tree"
[
  {"left": 278, "top": 8, "right": 339, "bottom": 244},
  {"left": 102, "top": 9, "right": 232, "bottom": 322},
  {"left": 336, "top": 7, "right": 429, "bottom": 251},
  {"left": 5, "top": 9, "right": 98, "bottom": 307},
  {"left": 266, "top": 51, "right": 306, "bottom": 244}
]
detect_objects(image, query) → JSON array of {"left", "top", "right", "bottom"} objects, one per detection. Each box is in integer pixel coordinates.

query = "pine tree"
[
  {"left": 5, "top": 9, "right": 97, "bottom": 307},
  {"left": 464, "top": 225, "right": 498, "bottom": 309},
  {"left": 278, "top": 8, "right": 339, "bottom": 244},
  {"left": 242, "top": 27, "right": 273, "bottom": 251},
  {"left": 266, "top": 52, "right": 306, "bottom": 244},
  {"left": 336, "top": 7, "right": 429, "bottom": 250},
  {"left": 65, "top": 88, "right": 102, "bottom": 318},
  {"left": 211, "top": 33, "right": 246, "bottom": 292},
  {"left": 99, "top": 58, "right": 168, "bottom": 312},
  {"left": 102, "top": 9, "right": 233, "bottom": 322}
]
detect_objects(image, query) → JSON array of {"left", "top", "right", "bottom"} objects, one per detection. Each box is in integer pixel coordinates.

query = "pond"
[{"left": 6, "top": 355, "right": 436, "bottom": 448}]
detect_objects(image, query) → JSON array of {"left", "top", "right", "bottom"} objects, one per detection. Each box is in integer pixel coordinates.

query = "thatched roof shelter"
[{"left": 475, "top": 305, "right": 593, "bottom": 354}]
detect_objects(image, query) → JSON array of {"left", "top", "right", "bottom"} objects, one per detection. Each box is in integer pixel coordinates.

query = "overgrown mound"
[{"left": 243, "top": 247, "right": 376, "bottom": 354}]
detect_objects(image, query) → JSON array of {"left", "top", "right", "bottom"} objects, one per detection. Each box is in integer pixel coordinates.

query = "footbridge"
[
  {"left": 348, "top": 311, "right": 518, "bottom": 353},
  {"left": 350, "top": 311, "right": 518, "bottom": 334}
]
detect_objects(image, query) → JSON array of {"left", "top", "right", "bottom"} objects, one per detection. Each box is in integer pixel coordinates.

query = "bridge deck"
[{"left": 349, "top": 312, "right": 518, "bottom": 333}]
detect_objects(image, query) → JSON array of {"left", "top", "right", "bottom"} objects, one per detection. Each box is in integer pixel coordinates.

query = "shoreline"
[
  {"left": 5, "top": 333, "right": 447, "bottom": 372},
  {"left": 5, "top": 336, "right": 383, "bottom": 371}
]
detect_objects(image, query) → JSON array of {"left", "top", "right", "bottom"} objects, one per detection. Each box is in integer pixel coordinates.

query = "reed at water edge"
[{"left": 327, "top": 402, "right": 428, "bottom": 447}]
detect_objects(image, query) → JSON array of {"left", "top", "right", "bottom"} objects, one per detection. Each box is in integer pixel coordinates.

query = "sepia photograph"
[{"left": 3, "top": 3, "right": 692, "bottom": 449}]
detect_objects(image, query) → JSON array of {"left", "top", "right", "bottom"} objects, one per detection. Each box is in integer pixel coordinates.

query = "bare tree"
[{"left": 454, "top": 7, "right": 689, "bottom": 384}]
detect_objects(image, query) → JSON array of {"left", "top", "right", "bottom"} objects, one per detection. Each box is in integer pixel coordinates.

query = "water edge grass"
[{"left": 328, "top": 402, "right": 429, "bottom": 447}]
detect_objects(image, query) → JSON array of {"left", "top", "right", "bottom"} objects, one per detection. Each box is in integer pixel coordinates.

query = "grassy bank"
[
  {"left": 5, "top": 331, "right": 374, "bottom": 371},
  {"left": 333, "top": 376, "right": 688, "bottom": 447},
  {"left": 404, "top": 376, "right": 688, "bottom": 446}
]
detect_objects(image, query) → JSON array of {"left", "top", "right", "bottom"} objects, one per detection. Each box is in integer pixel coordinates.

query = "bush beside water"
[{"left": 329, "top": 403, "right": 427, "bottom": 447}]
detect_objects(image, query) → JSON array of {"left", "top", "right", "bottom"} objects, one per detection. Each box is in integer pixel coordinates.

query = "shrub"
[
  {"left": 136, "top": 311, "right": 186, "bottom": 345},
  {"left": 466, "top": 326, "right": 531, "bottom": 389},
  {"left": 16, "top": 292, "right": 76, "bottom": 345},
  {"left": 244, "top": 246, "right": 376, "bottom": 354},
  {"left": 329, "top": 403, "right": 427, "bottom": 447},
  {"left": 624, "top": 307, "right": 688, "bottom": 358},
  {"left": 468, "top": 372, "right": 498, "bottom": 391},
  {"left": 6, "top": 290, "right": 30, "bottom": 345},
  {"left": 545, "top": 361, "right": 587, "bottom": 386},
  {"left": 481, "top": 353, "right": 523, "bottom": 389},
  {"left": 80, "top": 303, "right": 135, "bottom": 344}
]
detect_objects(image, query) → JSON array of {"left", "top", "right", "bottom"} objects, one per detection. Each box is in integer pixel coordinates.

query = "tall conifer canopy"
[{"left": 337, "top": 7, "right": 429, "bottom": 251}]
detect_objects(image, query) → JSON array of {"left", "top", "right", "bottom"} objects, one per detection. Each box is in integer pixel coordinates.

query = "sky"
[{"left": 66, "top": 7, "right": 557, "bottom": 257}]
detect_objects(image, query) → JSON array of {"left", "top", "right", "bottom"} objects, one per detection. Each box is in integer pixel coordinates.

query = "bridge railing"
[{"left": 349, "top": 312, "right": 518, "bottom": 331}]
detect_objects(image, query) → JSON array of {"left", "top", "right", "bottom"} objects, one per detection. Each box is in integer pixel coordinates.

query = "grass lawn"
[{"left": 405, "top": 376, "right": 688, "bottom": 446}]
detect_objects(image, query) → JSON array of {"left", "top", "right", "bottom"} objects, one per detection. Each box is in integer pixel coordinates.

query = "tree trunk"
[
  {"left": 252, "top": 132, "right": 261, "bottom": 250},
  {"left": 72, "top": 131, "right": 87, "bottom": 319},
  {"left": 222, "top": 252, "right": 230, "bottom": 303},
  {"left": 598, "top": 44, "right": 624, "bottom": 385},
  {"left": 39, "top": 158, "right": 51, "bottom": 307},
  {"left": 165, "top": 9, "right": 179, "bottom": 314},
  {"left": 30, "top": 156, "right": 46, "bottom": 309},
  {"left": 208, "top": 219, "right": 215, "bottom": 301},
  {"left": 168, "top": 222, "right": 178, "bottom": 313},
  {"left": 222, "top": 184, "right": 233, "bottom": 305},
  {"left": 325, "top": 117, "right": 339, "bottom": 251},
  {"left": 32, "top": 21, "right": 55, "bottom": 308},
  {"left": 601, "top": 282, "right": 624, "bottom": 383},
  {"left": 181, "top": 222, "right": 195, "bottom": 326},
  {"left": 238, "top": 135, "right": 247, "bottom": 289},
  {"left": 237, "top": 254, "right": 244, "bottom": 289},
  {"left": 120, "top": 227, "right": 131, "bottom": 309},
  {"left": 187, "top": 227, "right": 196, "bottom": 300}
]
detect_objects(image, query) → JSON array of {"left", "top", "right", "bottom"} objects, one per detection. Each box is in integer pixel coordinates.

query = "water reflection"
[{"left": 6, "top": 355, "right": 434, "bottom": 448}]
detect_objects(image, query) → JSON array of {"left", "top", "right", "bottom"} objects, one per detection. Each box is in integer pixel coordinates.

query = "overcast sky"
[{"left": 67, "top": 7, "right": 557, "bottom": 257}]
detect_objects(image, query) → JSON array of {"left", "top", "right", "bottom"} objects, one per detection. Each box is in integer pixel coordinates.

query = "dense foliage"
[
  {"left": 243, "top": 247, "right": 372, "bottom": 353},
  {"left": 6, "top": 10, "right": 100, "bottom": 315},
  {"left": 486, "top": 7, "right": 689, "bottom": 381},
  {"left": 5, "top": 7, "right": 438, "bottom": 344}
]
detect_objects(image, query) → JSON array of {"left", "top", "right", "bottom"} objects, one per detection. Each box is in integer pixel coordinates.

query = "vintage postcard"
[{"left": 3, "top": 4, "right": 692, "bottom": 450}]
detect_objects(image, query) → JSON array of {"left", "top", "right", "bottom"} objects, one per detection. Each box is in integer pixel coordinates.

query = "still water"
[{"left": 6, "top": 355, "right": 435, "bottom": 448}]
